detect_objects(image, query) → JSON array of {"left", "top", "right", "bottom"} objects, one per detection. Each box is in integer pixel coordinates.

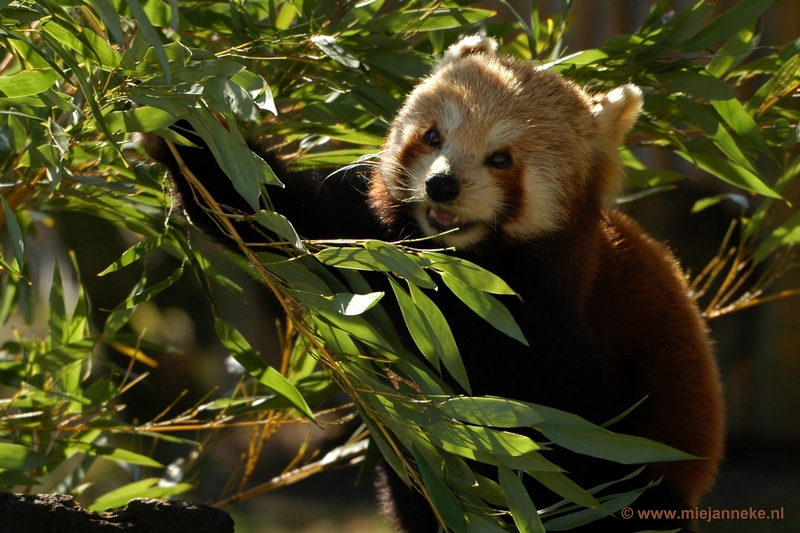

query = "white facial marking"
[
  {"left": 486, "top": 119, "right": 523, "bottom": 149},
  {"left": 429, "top": 155, "right": 451, "bottom": 176},
  {"left": 440, "top": 99, "right": 463, "bottom": 134},
  {"left": 502, "top": 165, "right": 566, "bottom": 239}
]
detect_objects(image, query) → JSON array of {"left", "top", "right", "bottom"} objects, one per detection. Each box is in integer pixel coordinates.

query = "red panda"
[{"left": 143, "top": 35, "right": 724, "bottom": 532}]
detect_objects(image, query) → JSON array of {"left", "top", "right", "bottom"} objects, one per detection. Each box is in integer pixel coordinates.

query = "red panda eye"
[
  {"left": 424, "top": 129, "right": 441, "bottom": 148},
  {"left": 487, "top": 152, "right": 512, "bottom": 169}
]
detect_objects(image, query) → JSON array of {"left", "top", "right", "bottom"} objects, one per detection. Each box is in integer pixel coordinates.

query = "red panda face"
[{"left": 377, "top": 37, "right": 642, "bottom": 249}]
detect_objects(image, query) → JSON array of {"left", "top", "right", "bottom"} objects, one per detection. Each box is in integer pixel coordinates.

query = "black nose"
[{"left": 425, "top": 173, "right": 459, "bottom": 203}]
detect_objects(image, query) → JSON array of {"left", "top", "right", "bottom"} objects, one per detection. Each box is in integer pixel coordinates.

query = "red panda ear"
[
  {"left": 440, "top": 35, "right": 498, "bottom": 68},
  {"left": 593, "top": 84, "right": 643, "bottom": 149}
]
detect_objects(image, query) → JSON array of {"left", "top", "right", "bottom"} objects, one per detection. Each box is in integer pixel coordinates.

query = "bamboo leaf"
[
  {"left": 255, "top": 210, "right": 307, "bottom": 252},
  {"left": 1, "top": 195, "right": 24, "bottom": 269},
  {"left": 103, "top": 107, "right": 177, "bottom": 133},
  {"left": 293, "top": 291, "right": 393, "bottom": 352},
  {"left": 754, "top": 209, "right": 800, "bottom": 264},
  {"left": 364, "top": 240, "right": 436, "bottom": 289},
  {"left": 329, "top": 291, "right": 384, "bottom": 316},
  {"left": 465, "top": 513, "right": 509, "bottom": 533},
  {"left": 88, "top": 478, "right": 192, "bottom": 511},
  {"left": 214, "top": 317, "right": 314, "bottom": 420},
  {"left": 663, "top": 70, "right": 737, "bottom": 101},
  {"left": 428, "top": 422, "right": 540, "bottom": 458},
  {"left": 539, "top": 425, "right": 697, "bottom": 465},
  {"left": 439, "top": 396, "right": 544, "bottom": 428},
  {"left": 623, "top": 168, "right": 687, "bottom": 188},
  {"left": 0, "top": 443, "right": 53, "bottom": 470},
  {"left": 440, "top": 272, "right": 528, "bottom": 346},
  {"left": 526, "top": 470, "right": 606, "bottom": 512},
  {"left": 408, "top": 283, "right": 470, "bottom": 394},
  {"left": 125, "top": 0, "right": 171, "bottom": 83},
  {"left": 389, "top": 277, "right": 440, "bottom": 370},
  {"left": 41, "top": 19, "right": 121, "bottom": 68},
  {"left": 498, "top": 464, "right": 546, "bottom": 533},
  {"left": 40, "top": 338, "right": 98, "bottom": 368},
  {"left": 682, "top": 0, "right": 778, "bottom": 52},
  {"left": 424, "top": 252, "right": 515, "bottom": 294},
  {"left": 676, "top": 150, "right": 779, "bottom": 198},
  {"left": 412, "top": 445, "right": 466, "bottom": 533},
  {"left": 88, "top": 0, "right": 126, "bottom": 45},
  {"left": 69, "top": 443, "right": 163, "bottom": 468},
  {"left": 361, "top": 8, "right": 496, "bottom": 33},
  {"left": 111, "top": 265, "right": 184, "bottom": 311},
  {"left": 203, "top": 75, "right": 260, "bottom": 122},
  {"left": 711, "top": 97, "right": 775, "bottom": 160},
  {"left": 316, "top": 247, "right": 390, "bottom": 271},
  {"left": 186, "top": 110, "right": 276, "bottom": 211},
  {"left": 99, "top": 232, "right": 166, "bottom": 276},
  {"left": 49, "top": 261, "right": 67, "bottom": 349},
  {"left": 706, "top": 24, "right": 757, "bottom": 78},
  {"left": 691, "top": 193, "right": 748, "bottom": 214},
  {"left": 311, "top": 35, "right": 360, "bottom": 69},
  {"left": 0, "top": 68, "right": 60, "bottom": 97},
  {"left": 678, "top": 98, "right": 759, "bottom": 175}
]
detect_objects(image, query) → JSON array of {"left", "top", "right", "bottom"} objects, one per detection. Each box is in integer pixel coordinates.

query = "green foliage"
[{"left": 0, "top": 0, "right": 798, "bottom": 531}]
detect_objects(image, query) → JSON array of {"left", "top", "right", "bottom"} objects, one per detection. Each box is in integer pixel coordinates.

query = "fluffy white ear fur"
[
  {"left": 593, "top": 84, "right": 643, "bottom": 148},
  {"left": 440, "top": 35, "right": 498, "bottom": 67}
]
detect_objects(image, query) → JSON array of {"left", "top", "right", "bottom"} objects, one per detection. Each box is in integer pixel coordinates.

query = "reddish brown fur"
[
  {"left": 492, "top": 163, "right": 525, "bottom": 223},
  {"left": 588, "top": 212, "right": 724, "bottom": 505}
]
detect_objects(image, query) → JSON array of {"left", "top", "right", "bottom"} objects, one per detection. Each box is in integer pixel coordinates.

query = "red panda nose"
[{"left": 425, "top": 173, "right": 459, "bottom": 203}]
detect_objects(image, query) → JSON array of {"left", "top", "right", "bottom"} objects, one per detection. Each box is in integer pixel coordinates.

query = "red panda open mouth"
[{"left": 426, "top": 206, "right": 465, "bottom": 231}]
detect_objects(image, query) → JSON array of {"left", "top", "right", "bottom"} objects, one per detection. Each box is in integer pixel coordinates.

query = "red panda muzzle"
[{"left": 424, "top": 172, "right": 459, "bottom": 203}]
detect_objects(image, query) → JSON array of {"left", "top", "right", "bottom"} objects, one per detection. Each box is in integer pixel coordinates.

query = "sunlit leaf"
[
  {"left": 103, "top": 107, "right": 177, "bottom": 133},
  {"left": 499, "top": 464, "right": 546, "bottom": 533},
  {"left": 214, "top": 317, "right": 314, "bottom": 419},
  {"left": 409, "top": 283, "right": 470, "bottom": 394},
  {"left": 316, "top": 247, "right": 389, "bottom": 271},
  {"left": 676, "top": 150, "right": 779, "bottom": 198},
  {"left": 678, "top": 98, "right": 759, "bottom": 174},
  {"left": 364, "top": 240, "right": 436, "bottom": 289},
  {"left": 439, "top": 396, "right": 544, "bottom": 428},
  {"left": 69, "top": 443, "right": 163, "bottom": 468},
  {"left": 88, "top": 478, "right": 192, "bottom": 511},
  {"left": 255, "top": 210, "right": 307, "bottom": 252},
  {"left": 664, "top": 70, "right": 737, "bottom": 101},
  {"left": 88, "top": 0, "right": 126, "bottom": 45},
  {"left": 0, "top": 69, "right": 60, "bottom": 97},
  {"left": 111, "top": 265, "right": 184, "bottom": 311},
  {"left": 1, "top": 195, "right": 24, "bottom": 269},
  {"left": 329, "top": 291, "right": 384, "bottom": 316},
  {"left": 125, "top": 0, "right": 171, "bottom": 82},
  {"left": 424, "top": 252, "right": 515, "bottom": 295},
  {"left": 412, "top": 445, "right": 466, "bottom": 533},
  {"left": 682, "top": 0, "right": 778, "bottom": 52},
  {"left": 390, "top": 277, "right": 440, "bottom": 370},
  {"left": 0, "top": 443, "right": 53, "bottom": 470},
  {"left": 361, "top": 8, "right": 496, "bottom": 33},
  {"left": 99, "top": 232, "right": 166, "bottom": 275},
  {"left": 440, "top": 272, "right": 528, "bottom": 346},
  {"left": 754, "top": 209, "right": 800, "bottom": 264},
  {"left": 312, "top": 35, "right": 360, "bottom": 69},
  {"left": 428, "top": 422, "right": 540, "bottom": 458}
]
